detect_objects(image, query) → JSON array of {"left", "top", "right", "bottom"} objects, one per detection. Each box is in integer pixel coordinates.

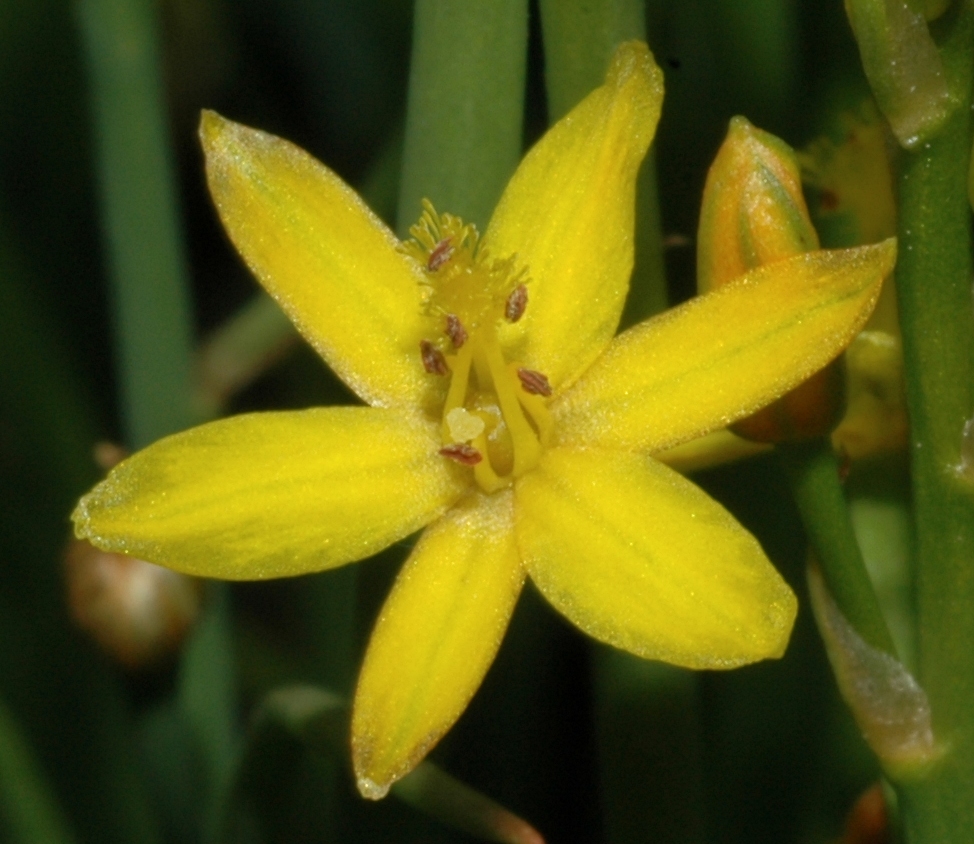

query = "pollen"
[{"left": 446, "top": 407, "right": 486, "bottom": 443}]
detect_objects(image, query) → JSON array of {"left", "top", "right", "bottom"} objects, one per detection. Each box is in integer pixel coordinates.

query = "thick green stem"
[
  {"left": 396, "top": 0, "right": 528, "bottom": 233},
  {"left": 779, "top": 438, "right": 896, "bottom": 656},
  {"left": 892, "top": 7, "right": 974, "bottom": 841},
  {"left": 537, "top": 0, "right": 645, "bottom": 121},
  {"left": 75, "top": 0, "right": 196, "bottom": 449}
]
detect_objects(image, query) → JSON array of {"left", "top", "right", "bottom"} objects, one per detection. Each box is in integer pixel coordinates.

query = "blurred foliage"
[{"left": 0, "top": 1, "right": 908, "bottom": 842}]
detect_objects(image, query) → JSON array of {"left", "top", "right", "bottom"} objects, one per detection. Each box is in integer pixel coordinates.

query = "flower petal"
[
  {"left": 72, "top": 408, "right": 466, "bottom": 579},
  {"left": 485, "top": 41, "right": 663, "bottom": 389},
  {"left": 515, "top": 447, "right": 797, "bottom": 668},
  {"left": 352, "top": 491, "right": 523, "bottom": 798},
  {"left": 200, "top": 111, "right": 435, "bottom": 409},
  {"left": 554, "top": 240, "right": 896, "bottom": 452}
]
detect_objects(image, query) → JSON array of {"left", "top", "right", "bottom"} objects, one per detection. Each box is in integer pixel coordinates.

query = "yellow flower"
[{"left": 72, "top": 42, "right": 895, "bottom": 799}]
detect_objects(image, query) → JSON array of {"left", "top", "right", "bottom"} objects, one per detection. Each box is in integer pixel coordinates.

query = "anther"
[
  {"left": 505, "top": 284, "right": 528, "bottom": 322},
  {"left": 439, "top": 443, "right": 483, "bottom": 465},
  {"left": 446, "top": 314, "right": 468, "bottom": 348},
  {"left": 427, "top": 237, "right": 454, "bottom": 272},
  {"left": 517, "top": 368, "right": 552, "bottom": 397},
  {"left": 420, "top": 340, "right": 448, "bottom": 375}
]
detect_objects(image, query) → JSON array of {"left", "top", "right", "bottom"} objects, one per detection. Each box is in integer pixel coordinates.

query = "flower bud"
[
  {"left": 839, "top": 784, "right": 888, "bottom": 844},
  {"left": 66, "top": 442, "right": 201, "bottom": 668},
  {"left": 697, "top": 116, "right": 819, "bottom": 293},
  {"left": 698, "top": 117, "right": 843, "bottom": 443}
]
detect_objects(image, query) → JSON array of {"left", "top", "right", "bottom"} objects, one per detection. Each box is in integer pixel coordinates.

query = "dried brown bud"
[{"left": 65, "top": 538, "right": 202, "bottom": 669}]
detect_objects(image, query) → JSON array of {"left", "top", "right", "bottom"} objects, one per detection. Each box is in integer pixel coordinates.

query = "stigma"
[{"left": 406, "top": 201, "right": 552, "bottom": 493}]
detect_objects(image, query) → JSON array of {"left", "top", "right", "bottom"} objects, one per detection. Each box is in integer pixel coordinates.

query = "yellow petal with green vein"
[
  {"left": 516, "top": 448, "right": 797, "bottom": 668},
  {"left": 200, "top": 111, "right": 436, "bottom": 409},
  {"left": 554, "top": 239, "right": 896, "bottom": 452},
  {"left": 485, "top": 41, "right": 663, "bottom": 391},
  {"left": 72, "top": 408, "right": 466, "bottom": 579},
  {"left": 352, "top": 491, "right": 523, "bottom": 798}
]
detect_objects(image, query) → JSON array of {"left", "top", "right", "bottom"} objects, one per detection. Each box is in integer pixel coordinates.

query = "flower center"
[{"left": 406, "top": 201, "right": 553, "bottom": 493}]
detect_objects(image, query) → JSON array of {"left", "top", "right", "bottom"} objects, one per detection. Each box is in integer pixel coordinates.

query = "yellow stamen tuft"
[{"left": 403, "top": 200, "right": 528, "bottom": 332}]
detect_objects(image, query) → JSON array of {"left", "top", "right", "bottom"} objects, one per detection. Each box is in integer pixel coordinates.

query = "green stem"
[
  {"left": 892, "top": 6, "right": 974, "bottom": 841},
  {"left": 396, "top": 0, "right": 529, "bottom": 233},
  {"left": 0, "top": 228, "right": 161, "bottom": 844},
  {"left": 779, "top": 438, "right": 896, "bottom": 655},
  {"left": 76, "top": 1, "right": 240, "bottom": 836},
  {"left": 537, "top": 0, "right": 645, "bottom": 121},
  {"left": 0, "top": 697, "right": 77, "bottom": 844},
  {"left": 194, "top": 296, "right": 297, "bottom": 420},
  {"left": 538, "top": 0, "right": 667, "bottom": 323},
  {"left": 75, "top": 0, "right": 196, "bottom": 449},
  {"left": 711, "top": 0, "right": 799, "bottom": 125},
  {"left": 178, "top": 584, "right": 239, "bottom": 839}
]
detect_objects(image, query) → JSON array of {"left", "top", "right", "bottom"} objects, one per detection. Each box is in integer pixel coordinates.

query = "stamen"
[
  {"left": 427, "top": 237, "right": 454, "bottom": 272},
  {"left": 479, "top": 334, "right": 541, "bottom": 476},
  {"left": 517, "top": 368, "right": 553, "bottom": 397},
  {"left": 446, "top": 314, "right": 468, "bottom": 348},
  {"left": 420, "top": 340, "right": 448, "bottom": 375},
  {"left": 472, "top": 432, "right": 506, "bottom": 492},
  {"left": 439, "top": 443, "right": 483, "bottom": 465},
  {"left": 505, "top": 284, "right": 528, "bottom": 322}
]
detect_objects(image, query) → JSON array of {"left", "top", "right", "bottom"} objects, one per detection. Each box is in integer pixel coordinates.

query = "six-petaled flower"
[{"left": 72, "top": 41, "right": 895, "bottom": 798}]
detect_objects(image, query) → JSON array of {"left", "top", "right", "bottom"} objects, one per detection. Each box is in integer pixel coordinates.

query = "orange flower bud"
[
  {"left": 698, "top": 117, "right": 843, "bottom": 443},
  {"left": 697, "top": 116, "right": 819, "bottom": 293},
  {"left": 839, "top": 784, "right": 889, "bottom": 844}
]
